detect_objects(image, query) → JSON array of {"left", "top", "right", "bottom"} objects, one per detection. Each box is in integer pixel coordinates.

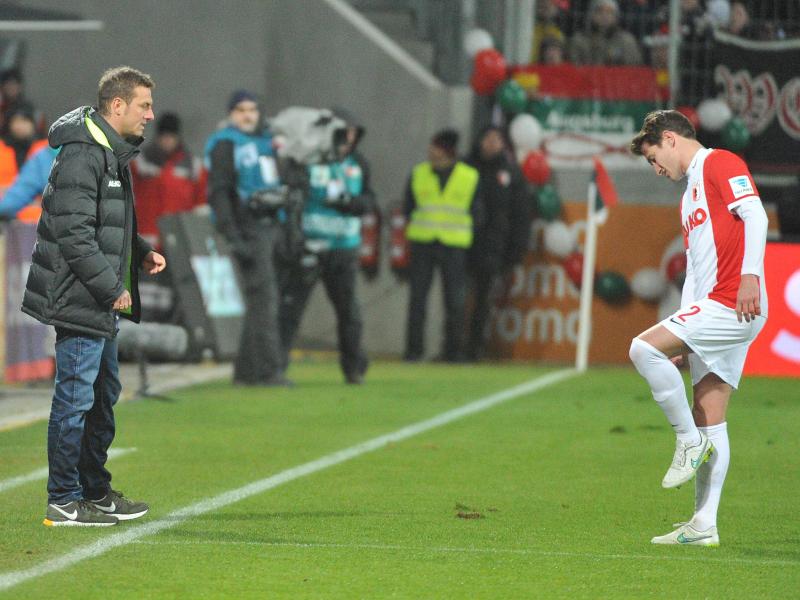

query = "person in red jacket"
[{"left": 131, "top": 112, "right": 206, "bottom": 249}]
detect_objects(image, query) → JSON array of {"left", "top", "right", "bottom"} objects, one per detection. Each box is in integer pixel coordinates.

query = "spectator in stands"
[
  {"left": 403, "top": 129, "right": 483, "bottom": 363},
  {"left": 0, "top": 106, "right": 48, "bottom": 196},
  {"left": 569, "top": 0, "right": 644, "bottom": 66},
  {"left": 726, "top": 2, "right": 755, "bottom": 38},
  {"left": 0, "top": 143, "right": 56, "bottom": 223},
  {"left": 531, "top": 0, "right": 567, "bottom": 64},
  {"left": 0, "top": 68, "right": 46, "bottom": 137},
  {"left": 464, "top": 126, "right": 532, "bottom": 361},
  {"left": 540, "top": 33, "right": 567, "bottom": 65},
  {"left": 131, "top": 112, "right": 206, "bottom": 249}
]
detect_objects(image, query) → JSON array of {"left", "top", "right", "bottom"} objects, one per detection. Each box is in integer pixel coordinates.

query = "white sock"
[
  {"left": 629, "top": 338, "right": 700, "bottom": 444},
  {"left": 693, "top": 422, "right": 729, "bottom": 531}
]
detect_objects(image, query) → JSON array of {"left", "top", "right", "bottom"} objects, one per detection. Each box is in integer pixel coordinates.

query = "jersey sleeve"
[{"left": 705, "top": 150, "right": 760, "bottom": 213}]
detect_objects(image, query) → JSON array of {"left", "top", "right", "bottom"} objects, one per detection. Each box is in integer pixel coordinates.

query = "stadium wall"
[
  {"left": 3, "top": 1, "right": 472, "bottom": 359},
  {"left": 263, "top": 0, "right": 473, "bottom": 358}
]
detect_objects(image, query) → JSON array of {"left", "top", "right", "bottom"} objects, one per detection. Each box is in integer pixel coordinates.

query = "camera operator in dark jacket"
[
  {"left": 279, "top": 115, "right": 374, "bottom": 384},
  {"left": 205, "top": 90, "right": 291, "bottom": 386},
  {"left": 464, "top": 125, "right": 533, "bottom": 361}
]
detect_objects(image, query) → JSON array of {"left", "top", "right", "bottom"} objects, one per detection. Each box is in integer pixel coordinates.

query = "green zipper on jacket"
[{"left": 85, "top": 112, "right": 133, "bottom": 316}]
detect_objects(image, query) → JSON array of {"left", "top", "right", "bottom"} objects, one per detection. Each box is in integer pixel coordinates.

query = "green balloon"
[
  {"left": 536, "top": 184, "right": 562, "bottom": 221},
  {"left": 721, "top": 117, "right": 750, "bottom": 151},
  {"left": 496, "top": 80, "right": 527, "bottom": 114},
  {"left": 595, "top": 271, "right": 631, "bottom": 304}
]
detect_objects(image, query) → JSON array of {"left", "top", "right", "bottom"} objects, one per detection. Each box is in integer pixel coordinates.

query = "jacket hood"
[
  {"left": 48, "top": 106, "right": 142, "bottom": 165},
  {"left": 331, "top": 106, "right": 365, "bottom": 148}
]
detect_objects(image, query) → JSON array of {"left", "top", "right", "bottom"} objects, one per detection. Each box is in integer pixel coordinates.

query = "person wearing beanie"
[
  {"left": 402, "top": 128, "right": 483, "bottom": 362},
  {"left": 131, "top": 111, "right": 206, "bottom": 249},
  {"left": 204, "top": 89, "right": 291, "bottom": 386},
  {"left": 569, "top": 0, "right": 643, "bottom": 65}
]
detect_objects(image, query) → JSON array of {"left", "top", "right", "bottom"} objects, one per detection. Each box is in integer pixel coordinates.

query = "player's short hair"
[
  {"left": 630, "top": 110, "right": 696, "bottom": 156},
  {"left": 97, "top": 66, "right": 154, "bottom": 115}
]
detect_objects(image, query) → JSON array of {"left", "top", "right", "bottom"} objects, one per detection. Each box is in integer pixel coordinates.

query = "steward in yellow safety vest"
[{"left": 402, "top": 129, "right": 483, "bottom": 363}]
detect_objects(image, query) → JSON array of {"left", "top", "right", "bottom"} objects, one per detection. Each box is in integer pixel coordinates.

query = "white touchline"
[
  {"left": 131, "top": 540, "right": 800, "bottom": 568},
  {"left": 0, "top": 369, "right": 576, "bottom": 592},
  {"left": 0, "top": 448, "right": 137, "bottom": 495}
]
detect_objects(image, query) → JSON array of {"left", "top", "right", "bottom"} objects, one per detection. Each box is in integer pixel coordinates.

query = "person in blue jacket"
[
  {"left": 279, "top": 117, "right": 374, "bottom": 384},
  {"left": 205, "top": 90, "right": 291, "bottom": 386},
  {"left": 0, "top": 144, "right": 57, "bottom": 220}
]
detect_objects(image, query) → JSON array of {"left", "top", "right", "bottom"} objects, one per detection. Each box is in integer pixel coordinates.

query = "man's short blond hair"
[{"left": 97, "top": 66, "right": 154, "bottom": 115}]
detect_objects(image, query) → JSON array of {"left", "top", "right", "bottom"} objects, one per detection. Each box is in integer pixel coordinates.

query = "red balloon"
[
  {"left": 677, "top": 105, "right": 701, "bottom": 132},
  {"left": 471, "top": 49, "right": 507, "bottom": 96},
  {"left": 563, "top": 252, "right": 584, "bottom": 287},
  {"left": 521, "top": 151, "right": 551, "bottom": 185},
  {"left": 665, "top": 252, "right": 687, "bottom": 283}
]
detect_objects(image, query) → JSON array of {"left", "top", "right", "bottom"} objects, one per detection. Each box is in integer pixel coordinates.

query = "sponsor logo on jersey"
[
  {"left": 683, "top": 208, "right": 707, "bottom": 236},
  {"left": 108, "top": 180, "right": 122, "bottom": 188},
  {"left": 728, "top": 175, "right": 754, "bottom": 199}
]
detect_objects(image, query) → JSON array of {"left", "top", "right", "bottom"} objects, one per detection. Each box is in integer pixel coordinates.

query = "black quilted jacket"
[{"left": 21, "top": 106, "right": 153, "bottom": 338}]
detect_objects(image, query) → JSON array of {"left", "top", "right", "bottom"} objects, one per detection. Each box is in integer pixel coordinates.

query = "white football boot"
[
  {"left": 651, "top": 522, "right": 719, "bottom": 546},
  {"left": 661, "top": 431, "right": 714, "bottom": 489}
]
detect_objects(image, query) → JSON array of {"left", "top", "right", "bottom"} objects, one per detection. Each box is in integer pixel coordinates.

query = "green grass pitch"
[{"left": 0, "top": 360, "right": 798, "bottom": 598}]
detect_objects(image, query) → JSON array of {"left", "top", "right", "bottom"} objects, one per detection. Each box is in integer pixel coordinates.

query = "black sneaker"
[
  {"left": 43, "top": 499, "right": 118, "bottom": 527},
  {"left": 89, "top": 489, "right": 149, "bottom": 521}
]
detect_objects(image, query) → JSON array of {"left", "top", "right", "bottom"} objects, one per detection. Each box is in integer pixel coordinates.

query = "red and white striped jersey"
[{"left": 681, "top": 148, "right": 768, "bottom": 314}]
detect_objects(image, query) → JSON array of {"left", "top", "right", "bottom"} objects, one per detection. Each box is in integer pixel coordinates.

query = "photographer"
[
  {"left": 279, "top": 118, "right": 373, "bottom": 384},
  {"left": 205, "top": 90, "right": 291, "bottom": 386}
]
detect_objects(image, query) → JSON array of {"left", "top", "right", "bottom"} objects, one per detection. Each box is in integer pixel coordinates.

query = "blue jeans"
[{"left": 47, "top": 327, "right": 121, "bottom": 504}]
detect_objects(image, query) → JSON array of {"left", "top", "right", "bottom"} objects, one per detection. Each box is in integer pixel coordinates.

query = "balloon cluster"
[
  {"left": 678, "top": 99, "right": 750, "bottom": 152},
  {"left": 465, "top": 28, "right": 659, "bottom": 306}
]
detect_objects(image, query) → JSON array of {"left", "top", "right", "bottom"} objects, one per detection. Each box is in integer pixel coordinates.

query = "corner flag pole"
[{"left": 575, "top": 180, "right": 598, "bottom": 372}]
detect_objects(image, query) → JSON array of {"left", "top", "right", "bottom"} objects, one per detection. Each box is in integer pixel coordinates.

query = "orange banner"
[{"left": 488, "top": 202, "right": 681, "bottom": 365}]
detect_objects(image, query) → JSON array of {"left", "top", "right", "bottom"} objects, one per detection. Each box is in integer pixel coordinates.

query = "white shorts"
[{"left": 661, "top": 298, "right": 766, "bottom": 389}]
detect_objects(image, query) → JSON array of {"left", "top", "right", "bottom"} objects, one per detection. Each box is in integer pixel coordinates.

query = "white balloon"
[
  {"left": 697, "top": 98, "right": 733, "bottom": 132},
  {"left": 631, "top": 268, "right": 668, "bottom": 302},
  {"left": 509, "top": 114, "right": 543, "bottom": 152},
  {"left": 706, "top": 0, "right": 731, "bottom": 28},
  {"left": 543, "top": 221, "right": 575, "bottom": 258},
  {"left": 463, "top": 28, "right": 494, "bottom": 58}
]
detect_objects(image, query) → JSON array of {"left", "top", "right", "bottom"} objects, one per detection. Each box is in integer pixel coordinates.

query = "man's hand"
[
  {"left": 112, "top": 290, "right": 132, "bottom": 311},
  {"left": 736, "top": 273, "right": 760, "bottom": 323},
  {"left": 142, "top": 251, "right": 166, "bottom": 275}
]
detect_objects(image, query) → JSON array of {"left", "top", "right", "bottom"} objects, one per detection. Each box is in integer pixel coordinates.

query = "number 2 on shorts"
[{"left": 676, "top": 305, "right": 701, "bottom": 322}]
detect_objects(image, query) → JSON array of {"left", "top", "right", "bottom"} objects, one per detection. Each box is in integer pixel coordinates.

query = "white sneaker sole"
[
  {"left": 110, "top": 508, "right": 149, "bottom": 521},
  {"left": 43, "top": 518, "right": 117, "bottom": 527}
]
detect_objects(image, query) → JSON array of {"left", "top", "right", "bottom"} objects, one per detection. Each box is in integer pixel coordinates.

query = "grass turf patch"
[{"left": 0, "top": 361, "right": 797, "bottom": 598}]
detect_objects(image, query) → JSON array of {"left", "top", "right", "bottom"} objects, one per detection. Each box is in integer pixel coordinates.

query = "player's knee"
[
  {"left": 629, "top": 337, "right": 648, "bottom": 367},
  {"left": 629, "top": 337, "right": 666, "bottom": 369}
]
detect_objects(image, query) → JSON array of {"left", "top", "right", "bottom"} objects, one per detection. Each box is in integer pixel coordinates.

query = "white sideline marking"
[
  {"left": 0, "top": 448, "right": 137, "bottom": 494},
  {"left": 132, "top": 540, "right": 800, "bottom": 568},
  {"left": 0, "top": 369, "right": 576, "bottom": 592}
]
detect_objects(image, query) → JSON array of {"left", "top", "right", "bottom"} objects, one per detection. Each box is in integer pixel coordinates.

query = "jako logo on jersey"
[
  {"left": 108, "top": 180, "right": 122, "bottom": 188},
  {"left": 683, "top": 208, "right": 707, "bottom": 235},
  {"left": 728, "top": 175, "right": 754, "bottom": 199}
]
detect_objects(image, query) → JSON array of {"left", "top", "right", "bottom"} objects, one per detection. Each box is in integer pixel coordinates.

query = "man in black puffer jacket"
[{"left": 23, "top": 66, "right": 166, "bottom": 528}]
